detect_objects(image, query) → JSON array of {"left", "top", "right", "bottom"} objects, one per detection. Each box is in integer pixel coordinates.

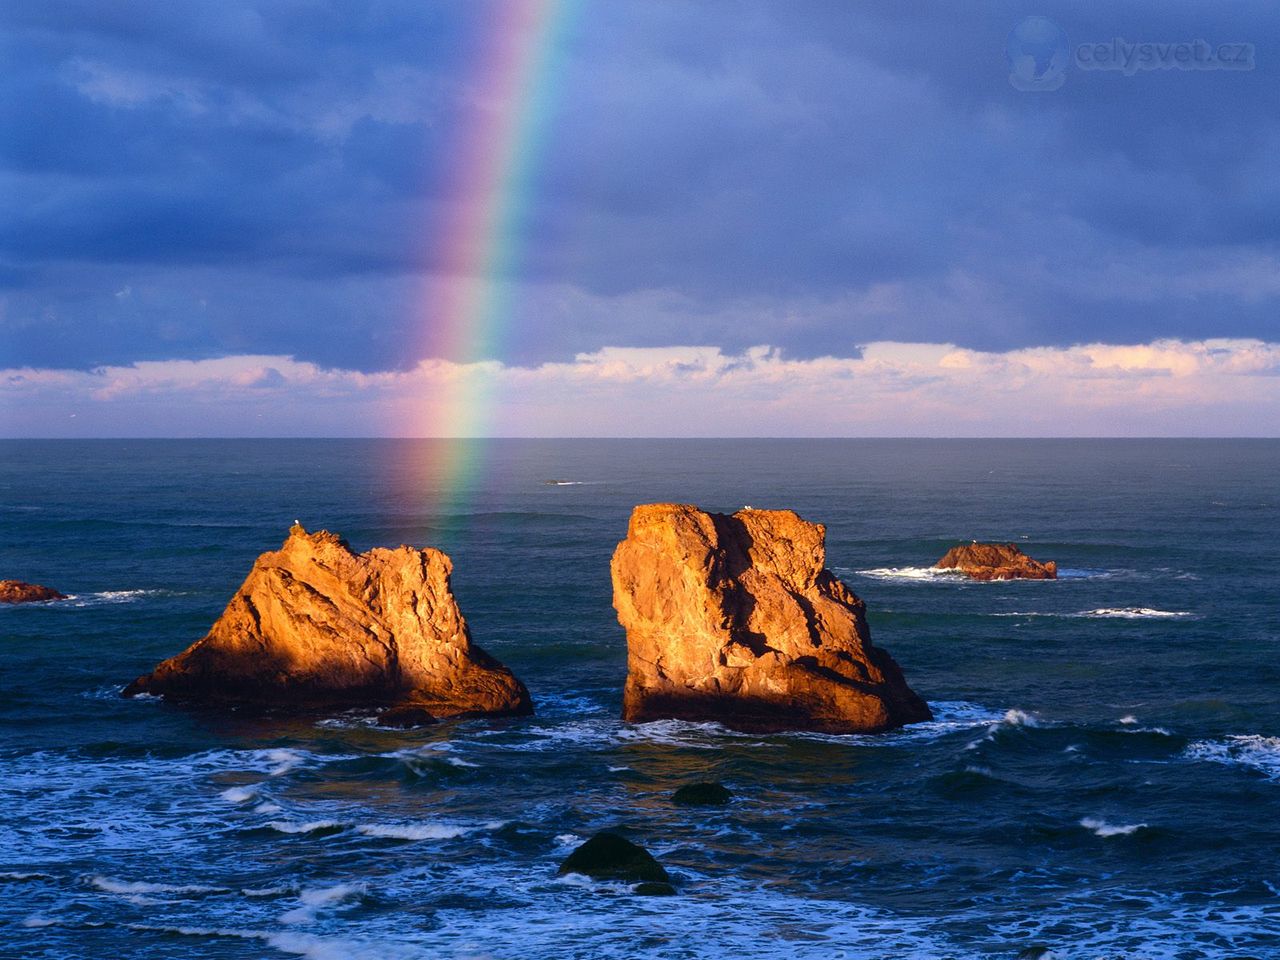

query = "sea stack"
[
  {"left": 935, "top": 543, "right": 1057, "bottom": 581},
  {"left": 611, "top": 504, "right": 931, "bottom": 734},
  {"left": 0, "top": 580, "right": 66, "bottom": 603},
  {"left": 123, "top": 524, "right": 532, "bottom": 721}
]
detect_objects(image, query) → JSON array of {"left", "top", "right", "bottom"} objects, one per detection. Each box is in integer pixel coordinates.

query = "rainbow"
[{"left": 418, "top": 0, "right": 577, "bottom": 511}]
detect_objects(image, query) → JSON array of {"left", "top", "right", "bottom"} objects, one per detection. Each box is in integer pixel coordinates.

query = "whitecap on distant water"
[
  {"left": 847, "top": 566, "right": 967, "bottom": 582},
  {"left": 1082, "top": 607, "right": 1192, "bottom": 619},
  {"left": 1080, "top": 817, "right": 1147, "bottom": 837},
  {"left": 37, "top": 589, "right": 173, "bottom": 608},
  {"left": 995, "top": 608, "right": 1193, "bottom": 620}
]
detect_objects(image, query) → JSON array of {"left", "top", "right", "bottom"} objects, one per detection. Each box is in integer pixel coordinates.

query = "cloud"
[
  {"left": 2, "top": 1, "right": 1280, "bottom": 375},
  {"left": 4, "top": 338, "right": 1277, "bottom": 437}
]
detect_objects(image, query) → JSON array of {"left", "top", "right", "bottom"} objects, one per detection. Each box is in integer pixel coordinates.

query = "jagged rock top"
[
  {"left": 612, "top": 503, "right": 930, "bottom": 734},
  {"left": 935, "top": 542, "right": 1057, "bottom": 581},
  {"left": 123, "top": 524, "right": 531, "bottom": 720}
]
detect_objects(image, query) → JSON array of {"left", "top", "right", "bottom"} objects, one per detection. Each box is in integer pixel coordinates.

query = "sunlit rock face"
[
  {"left": 612, "top": 504, "right": 931, "bottom": 734},
  {"left": 123, "top": 525, "right": 532, "bottom": 721}
]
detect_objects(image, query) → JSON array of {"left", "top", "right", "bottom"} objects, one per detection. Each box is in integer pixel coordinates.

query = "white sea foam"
[
  {"left": 0, "top": 871, "right": 48, "bottom": 880},
  {"left": 356, "top": 822, "right": 469, "bottom": 841},
  {"left": 89, "top": 875, "right": 228, "bottom": 896},
  {"left": 127, "top": 924, "right": 424, "bottom": 960},
  {"left": 50, "top": 589, "right": 170, "bottom": 608},
  {"left": 266, "top": 749, "right": 305, "bottom": 776},
  {"left": 1001, "top": 709, "right": 1040, "bottom": 727},
  {"left": 1119, "top": 715, "right": 1139, "bottom": 725},
  {"left": 1081, "top": 607, "right": 1192, "bottom": 619},
  {"left": 850, "top": 566, "right": 967, "bottom": 582},
  {"left": 1184, "top": 735, "right": 1280, "bottom": 781},
  {"left": 995, "top": 608, "right": 1193, "bottom": 620},
  {"left": 280, "top": 882, "right": 367, "bottom": 925},
  {"left": 1080, "top": 817, "right": 1147, "bottom": 837},
  {"left": 254, "top": 802, "right": 283, "bottom": 814},
  {"left": 220, "top": 784, "right": 259, "bottom": 803},
  {"left": 21, "top": 915, "right": 58, "bottom": 928}
]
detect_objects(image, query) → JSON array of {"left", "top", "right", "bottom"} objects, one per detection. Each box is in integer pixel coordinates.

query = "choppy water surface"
[{"left": 2, "top": 439, "right": 1278, "bottom": 959}]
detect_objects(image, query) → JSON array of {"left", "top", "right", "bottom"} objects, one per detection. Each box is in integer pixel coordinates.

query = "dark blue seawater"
[{"left": 2, "top": 439, "right": 1278, "bottom": 960}]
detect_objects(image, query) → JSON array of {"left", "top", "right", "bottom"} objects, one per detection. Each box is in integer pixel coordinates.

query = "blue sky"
[{"left": 2, "top": 1, "right": 1278, "bottom": 435}]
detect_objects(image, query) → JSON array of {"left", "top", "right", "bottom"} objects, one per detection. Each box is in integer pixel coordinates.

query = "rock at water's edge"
[
  {"left": 935, "top": 543, "right": 1057, "bottom": 581},
  {"left": 612, "top": 503, "right": 931, "bottom": 734},
  {"left": 672, "top": 782, "right": 733, "bottom": 806},
  {"left": 122, "top": 524, "right": 532, "bottom": 720},
  {"left": 557, "top": 832, "right": 670, "bottom": 886},
  {"left": 0, "top": 580, "right": 66, "bottom": 604}
]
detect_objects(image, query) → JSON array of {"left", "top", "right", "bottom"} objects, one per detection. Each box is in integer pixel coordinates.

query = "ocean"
[{"left": 2, "top": 438, "right": 1278, "bottom": 960}]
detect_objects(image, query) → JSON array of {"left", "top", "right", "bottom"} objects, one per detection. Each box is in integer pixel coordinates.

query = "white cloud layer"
[{"left": 3, "top": 339, "right": 1278, "bottom": 437}]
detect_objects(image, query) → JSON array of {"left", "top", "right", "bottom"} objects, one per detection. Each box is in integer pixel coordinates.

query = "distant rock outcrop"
[
  {"left": 123, "top": 524, "right": 532, "bottom": 721},
  {"left": 0, "top": 580, "right": 65, "bottom": 604},
  {"left": 935, "top": 543, "right": 1057, "bottom": 581},
  {"left": 611, "top": 504, "right": 931, "bottom": 734}
]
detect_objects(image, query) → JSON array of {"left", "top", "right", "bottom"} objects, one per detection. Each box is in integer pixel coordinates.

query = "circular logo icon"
[{"left": 1006, "top": 17, "right": 1069, "bottom": 91}]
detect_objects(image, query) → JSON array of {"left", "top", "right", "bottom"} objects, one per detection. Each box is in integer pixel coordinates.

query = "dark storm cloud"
[{"left": 1, "top": 0, "right": 1278, "bottom": 371}]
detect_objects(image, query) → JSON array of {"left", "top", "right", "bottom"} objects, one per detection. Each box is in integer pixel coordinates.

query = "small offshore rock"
[
  {"left": 557, "top": 831, "right": 670, "bottom": 885},
  {"left": 672, "top": 782, "right": 733, "bottom": 806},
  {"left": 935, "top": 542, "right": 1057, "bottom": 581},
  {"left": 0, "top": 580, "right": 66, "bottom": 604}
]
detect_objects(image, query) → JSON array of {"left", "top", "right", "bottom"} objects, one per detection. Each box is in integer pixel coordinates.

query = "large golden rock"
[
  {"left": 612, "top": 504, "right": 930, "bottom": 733},
  {"left": 123, "top": 525, "right": 531, "bottom": 721}
]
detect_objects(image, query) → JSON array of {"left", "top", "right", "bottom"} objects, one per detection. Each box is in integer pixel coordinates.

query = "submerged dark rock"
[
  {"left": 376, "top": 704, "right": 438, "bottom": 728},
  {"left": 0, "top": 580, "right": 66, "bottom": 604},
  {"left": 672, "top": 782, "right": 733, "bottom": 806},
  {"left": 557, "top": 832, "right": 670, "bottom": 886}
]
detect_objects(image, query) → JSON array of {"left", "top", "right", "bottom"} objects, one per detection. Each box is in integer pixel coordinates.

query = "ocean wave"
[
  {"left": 995, "top": 607, "right": 1193, "bottom": 620},
  {"left": 847, "top": 566, "right": 967, "bottom": 582},
  {"left": 1184, "top": 735, "right": 1280, "bottom": 781},
  {"left": 56, "top": 589, "right": 173, "bottom": 608},
  {"left": 280, "top": 882, "right": 367, "bottom": 924},
  {"left": 1081, "top": 607, "right": 1192, "bottom": 619},
  {"left": 89, "top": 875, "right": 229, "bottom": 896},
  {"left": 219, "top": 784, "right": 260, "bottom": 803},
  {"left": 1080, "top": 817, "right": 1148, "bottom": 837},
  {"left": 356, "top": 822, "right": 486, "bottom": 841},
  {"left": 264, "top": 820, "right": 345, "bottom": 836}
]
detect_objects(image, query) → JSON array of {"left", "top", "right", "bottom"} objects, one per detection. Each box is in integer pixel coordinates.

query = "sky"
[{"left": 1, "top": 0, "right": 1278, "bottom": 436}]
